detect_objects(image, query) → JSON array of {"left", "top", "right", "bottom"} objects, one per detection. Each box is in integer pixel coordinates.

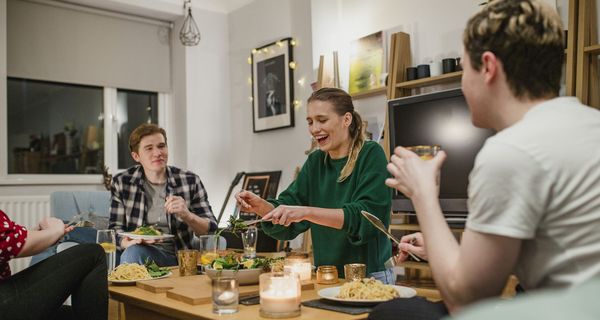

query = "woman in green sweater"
[{"left": 235, "top": 87, "right": 394, "bottom": 283}]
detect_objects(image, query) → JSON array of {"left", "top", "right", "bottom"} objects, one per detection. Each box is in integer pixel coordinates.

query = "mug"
[
  {"left": 442, "top": 58, "right": 457, "bottom": 74},
  {"left": 416, "top": 64, "right": 430, "bottom": 79},
  {"left": 406, "top": 67, "right": 418, "bottom": 81}
]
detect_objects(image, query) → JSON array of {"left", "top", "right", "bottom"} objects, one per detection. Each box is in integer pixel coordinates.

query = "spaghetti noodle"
[
  {"left": 336, "top": 278, "right": 399, "bottom": 300},
  {"left": 108, "top": 263, "right": 152, "bottom": 281}
]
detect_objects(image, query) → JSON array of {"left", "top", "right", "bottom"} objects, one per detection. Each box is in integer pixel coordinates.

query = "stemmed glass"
[
  {"left": 241, "top": 226, "right": 258, "bottom": 259},
  {"left": 96, "top": 229, "right": 116, "bottom": 273}
]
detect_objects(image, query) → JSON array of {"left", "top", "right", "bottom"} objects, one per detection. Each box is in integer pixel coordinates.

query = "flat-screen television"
[{"left": 388, "top": 88, "right": 495, "bottom": 214}]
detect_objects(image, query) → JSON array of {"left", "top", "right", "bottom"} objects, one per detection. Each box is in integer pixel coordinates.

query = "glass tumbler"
[
  {"left": 212, "top": 277, "right": 239, "bottom": 314},
  {"left": 96, "top": 229, "right": 116, "bottom": 274},
  {"left": 177, "top": 249, "right": 198, "bottom": 276}
]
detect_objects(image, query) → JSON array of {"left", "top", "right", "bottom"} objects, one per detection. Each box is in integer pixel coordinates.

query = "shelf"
[
  {"left": 584, "top": 44, "right": 600, "bottom": 54},
  {"left": 398, "top": 261, "right": 430, "bottom": 270},
  {"left": 395, "top": 71, "right": 462, "bottom": 89},
  {"left": 389, "top": 223, "right": 465, "bottom": 233},
  {"left": 349, "top": 86, "right": 387, "bottom": 99}
]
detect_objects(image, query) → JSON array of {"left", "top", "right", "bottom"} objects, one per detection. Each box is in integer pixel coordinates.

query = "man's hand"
[
  {"left": 394, "top": 232, "right": 428, "bottom": 263},
  {"left": 165, "top": 195, "right": 192, "bottom": 219},
  {"left": 120, "top": 236, "right": 156, "bottom": 248}
]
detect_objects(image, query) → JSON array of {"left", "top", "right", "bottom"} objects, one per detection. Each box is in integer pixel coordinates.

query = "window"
[
  {"left": 116, "top": 90, "right": 158, "bottom": 169},
  {"left": 4, "top": 77, "right": 164, "bottom": 181},
  {"left": 7, "top": 78, "right": 104, "bottom": 174}
]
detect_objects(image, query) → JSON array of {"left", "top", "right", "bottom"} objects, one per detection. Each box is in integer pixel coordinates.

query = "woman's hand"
[
  {"left": 394, "top": 232, "right": 428, "bottom": 263},
  {"left": 234, "top": 190, "right": 274, "bottom": 217},
  {"left": 262, "top": 206, "right": 310, "bottom": 227},
  {"left": 385, "top": 146, "right": 446, "bottom": 201},
  {"left": 38, "top": 217, "right": 69, "bottom": 238}
]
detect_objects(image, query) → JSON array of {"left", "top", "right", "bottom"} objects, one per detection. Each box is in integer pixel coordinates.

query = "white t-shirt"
[{"left": 466, "top": 97, "right": 600, "bottom": 290}]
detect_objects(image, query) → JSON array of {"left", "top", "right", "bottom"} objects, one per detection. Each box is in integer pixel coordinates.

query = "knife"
[{"left": 361, "top": 210, "right": 420, "bottom": 262}]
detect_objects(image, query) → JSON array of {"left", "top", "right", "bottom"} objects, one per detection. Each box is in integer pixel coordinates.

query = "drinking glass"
[
  {"left": 212, "top": 277, "right": 239, "bottom": 314},
  {"left": 96, "top": 229, "right": 116, "bottom": 273},
  {"left": 177, "top": 249, "right": 198, "bottom": 276},
  {"left": 406, "top": 145, "right": 442, "bottom": 188},
  {"left": 241, "top": 226, "right": 258, "bottom": 259},
  {"left": 198, "top": 235, "right": 224, "bottom": 266},
  {"left": 406, "top": 145, "right": 441, "bottom": 160}
]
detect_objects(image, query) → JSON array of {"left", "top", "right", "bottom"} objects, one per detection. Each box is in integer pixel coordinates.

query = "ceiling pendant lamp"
[{"left": 179, "top": 0, "right": 200, "bottom": 46}]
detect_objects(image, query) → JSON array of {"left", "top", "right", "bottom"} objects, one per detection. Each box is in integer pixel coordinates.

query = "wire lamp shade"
[{"left": 180, "top": 0, "right": 200, "bottom": 46}]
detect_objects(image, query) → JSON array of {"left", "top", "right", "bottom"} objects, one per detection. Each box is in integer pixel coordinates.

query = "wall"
[
  {"left": 223, "top": 0, "right": 313, "bottom": 222},
  {"left": 182, "top": 8, "right": 233, "bottom": 222},
  {"left": 310, "top": 0, "right": 481, "bottom": 129}
]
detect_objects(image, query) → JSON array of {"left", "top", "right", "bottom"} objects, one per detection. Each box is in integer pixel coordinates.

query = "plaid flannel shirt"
[{"left": 109, "top": 165, "right": 217, "bottom": 250}]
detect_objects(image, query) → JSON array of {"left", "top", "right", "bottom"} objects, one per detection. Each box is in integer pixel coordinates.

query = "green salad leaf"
[{"left": 144, "top": 258, "right": 170, "bottom": 278}]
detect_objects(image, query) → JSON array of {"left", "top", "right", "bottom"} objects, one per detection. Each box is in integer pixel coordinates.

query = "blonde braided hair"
[{"left": 307, "top": 88, "right": 365, "bottom": 182}]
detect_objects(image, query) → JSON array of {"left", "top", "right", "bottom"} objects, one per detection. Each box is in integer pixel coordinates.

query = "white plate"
[
  {"left": 109, "top": 271, "right": 172, "bottom": 284},
  {"left": 318, "top": 285, "right": 416, "bottom": 306},
  {"left": 118, "top": 232, "right": 175, "bottom": 241}
]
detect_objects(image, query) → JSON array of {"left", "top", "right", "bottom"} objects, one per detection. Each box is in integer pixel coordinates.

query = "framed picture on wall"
[
  {"left": 251, "top": 38, "right": 295, "bottom": 132},
  {"left": 348, "top": 31, "right": 385, "bottom": 95}
]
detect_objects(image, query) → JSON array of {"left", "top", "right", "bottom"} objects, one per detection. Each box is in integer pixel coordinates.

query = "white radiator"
[{"left": 0, "top": 195, "right": 51, "bottom": 274}]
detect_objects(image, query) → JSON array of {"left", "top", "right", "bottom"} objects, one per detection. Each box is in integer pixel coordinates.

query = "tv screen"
[{"left": 388, "top": 88, "right": 495, "bottom": 213}]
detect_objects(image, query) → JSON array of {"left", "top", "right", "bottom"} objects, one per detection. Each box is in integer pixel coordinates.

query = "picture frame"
[
  {"left": 251, "top": 38, "right": 294, "bottom": 132},
  {"left": 238, "top": 171, "right": 282, "bottom": 219},
  {"left": 348, "top": 31, "right": 386, "bottom": 95}
]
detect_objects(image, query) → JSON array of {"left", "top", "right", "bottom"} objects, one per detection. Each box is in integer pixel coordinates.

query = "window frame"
[{"left": 0, "top": 84, "right": 168, "bottom": 185}]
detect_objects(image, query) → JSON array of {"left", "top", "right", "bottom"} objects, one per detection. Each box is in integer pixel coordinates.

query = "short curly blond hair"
[{"left": 463, "top": 0, "right": 564, "bottom": 99}]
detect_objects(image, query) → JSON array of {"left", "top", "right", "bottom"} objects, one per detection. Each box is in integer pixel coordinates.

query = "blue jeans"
[
  {"left": 368, "top": 268, "right": 396, "bottom": 285},
  {"left": 119, "top": 244, "right": 178, "bottom": 267}
]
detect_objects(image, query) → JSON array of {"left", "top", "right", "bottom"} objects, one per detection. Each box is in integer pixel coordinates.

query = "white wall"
[
  {"left": 310, "top": 0, "right": 481, "bottom": 127},
  {"left": 183, "top": 8, "right": 233, "bottom": 221},
  {"left": 222, "top": 0, "right": 313, "bottom": 222}
]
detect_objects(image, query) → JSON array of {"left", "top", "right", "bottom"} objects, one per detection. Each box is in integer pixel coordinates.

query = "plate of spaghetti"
[
  {"left": 108, "top": 263, "right": 172, "bottom": 284},
  {"left": 318, "top": 278, "right": 416, "bottom": 306}
]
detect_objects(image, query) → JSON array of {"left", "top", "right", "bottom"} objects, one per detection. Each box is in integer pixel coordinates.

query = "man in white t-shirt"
[{"left": 377, "top": 0, "right": 600, "bottom": 319}]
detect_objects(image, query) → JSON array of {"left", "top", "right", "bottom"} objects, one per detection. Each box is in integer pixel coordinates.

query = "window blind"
[{"left": 7, "top": 0, "right": 171, "bottom": 92}]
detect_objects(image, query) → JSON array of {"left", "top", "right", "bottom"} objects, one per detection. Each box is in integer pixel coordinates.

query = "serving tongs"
[
  {"left": 360, "top": 210, "right": 421, "bottom": 262},
  {"left": 242, "top": 217, "right": 272, "bottom": 226}
]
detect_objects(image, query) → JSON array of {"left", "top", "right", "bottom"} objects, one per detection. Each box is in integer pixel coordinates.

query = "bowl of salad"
[{"left": 204, "top": 254, "right": 283, "bottom": 285}]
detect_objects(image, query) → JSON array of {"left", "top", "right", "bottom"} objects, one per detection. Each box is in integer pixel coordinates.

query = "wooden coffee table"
[{"left": 109, "top": 270, "right": 368, "bottom": 320}]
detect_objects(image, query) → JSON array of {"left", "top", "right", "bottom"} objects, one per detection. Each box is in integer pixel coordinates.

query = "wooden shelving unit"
[
  {"left": 395, "top": 71, "right": 463, "bottom": 89},
  {"left": 583, "top": 44, "right": 600, "bottom": 54},
  {"left": 389, "top": 223, "right": 464, "bottom": 233},
  {"left": 349, "top": 86, "right": 387, "bottom": 99}
]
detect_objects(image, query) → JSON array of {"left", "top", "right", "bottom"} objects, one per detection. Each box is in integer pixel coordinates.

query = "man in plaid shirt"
[{"left": 109, "top": 124, "right": 217, "bottom": 266}]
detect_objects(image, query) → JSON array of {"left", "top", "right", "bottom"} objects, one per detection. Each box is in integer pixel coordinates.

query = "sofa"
[{"left": 29, "top": 191, "right": 111, "bottom": 266}]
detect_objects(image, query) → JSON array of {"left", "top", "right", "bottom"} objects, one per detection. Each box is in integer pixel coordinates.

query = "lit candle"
[
  {"left": 284, "top": 262, "right": 312, "bottom": 281},
  {"left": 259, "top": 272, "right": 301, "bottom": 318},
  {"left": 316, "top": 265, "right": 339, "bottom": 284},
  {"left": 284, "top": 253, "right": 312, "bottom": 281}
]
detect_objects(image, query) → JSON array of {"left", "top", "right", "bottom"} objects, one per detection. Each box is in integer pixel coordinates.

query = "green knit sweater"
[{"left": 262, "top": 141, "right": 392, "bottom": 277}]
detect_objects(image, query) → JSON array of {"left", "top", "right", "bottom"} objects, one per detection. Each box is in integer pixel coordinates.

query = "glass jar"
[
  {"left": 316, "top": 265, "right": 339, "bottom": 284},
  {"left": 284, "top": 253, "right": 312, "bottom": 281},
  {"left": 259, "top": 272, "right": 301, "bottom": 318}
]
